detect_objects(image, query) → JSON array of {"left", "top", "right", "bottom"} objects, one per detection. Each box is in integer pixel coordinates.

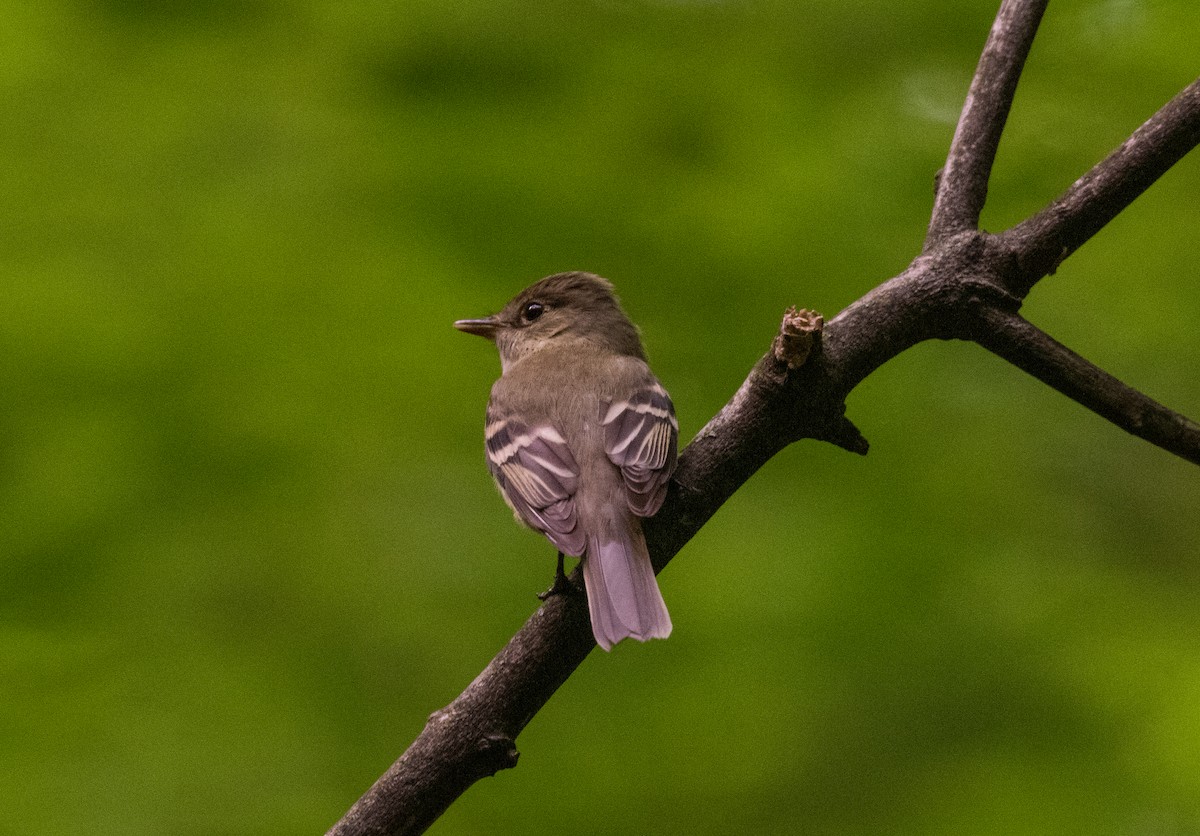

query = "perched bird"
[{"left": 454, "top": 272, "right": 678, "bottom": 651}]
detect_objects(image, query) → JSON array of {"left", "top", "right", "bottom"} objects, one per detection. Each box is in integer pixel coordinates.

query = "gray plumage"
[{"left": 455, "top": 272, "right": 677, "bottom": 651}]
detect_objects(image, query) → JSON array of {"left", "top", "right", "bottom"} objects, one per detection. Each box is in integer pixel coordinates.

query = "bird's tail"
[{"left": 581, "top": 525, "right": 672, "bottom": 651}]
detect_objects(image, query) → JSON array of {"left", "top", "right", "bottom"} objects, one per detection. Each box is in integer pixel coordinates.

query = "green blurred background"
[{"left": 2, "top": 0, "right": 1199, "bottom": 833}]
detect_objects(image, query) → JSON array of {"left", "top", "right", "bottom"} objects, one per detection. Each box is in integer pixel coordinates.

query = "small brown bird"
[{"left": 455, "top": 272, "right": 677, "bottom": 650}]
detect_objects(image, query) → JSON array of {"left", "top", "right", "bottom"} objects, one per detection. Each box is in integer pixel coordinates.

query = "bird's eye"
[{"left": 521, "top": 301, "right": 545, "bottom": 323}]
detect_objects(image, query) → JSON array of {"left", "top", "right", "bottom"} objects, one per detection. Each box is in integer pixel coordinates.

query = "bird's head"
[{"left": 454, "top": 272, "right": 646, "bottom": 370}]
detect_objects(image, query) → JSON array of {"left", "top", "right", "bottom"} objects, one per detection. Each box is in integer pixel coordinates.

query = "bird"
[{"left": 454, "top": 272, "right": 677, "bottom": 651}]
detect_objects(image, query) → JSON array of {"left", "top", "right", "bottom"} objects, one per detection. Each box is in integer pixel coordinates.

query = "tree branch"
[
  {"left": 972, "top": 307, "right": 1200, "bottom": 465},
  {"left": 1002, "top": 76, "right": 1200, "bottom": 293},
  {"left": 327, "top": 4, "right": 1200, "bottom": 833},
  {"left": 327, "top": 590, "right": 594, "bottom": 836},
  {"left": 925, "top": 0, "right": 1048, "bottom": 248}
]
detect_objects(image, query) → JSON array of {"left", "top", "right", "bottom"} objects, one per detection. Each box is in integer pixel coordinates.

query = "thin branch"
[
  {"left": 1002, "top": 77, "right": 1200, "bottom": 293},
  {"left": 925, "top": 0, "right": 1048, "bottom": 248},
  {"left": 972, "top": 308, "right": 1200, "bottom": 465}
]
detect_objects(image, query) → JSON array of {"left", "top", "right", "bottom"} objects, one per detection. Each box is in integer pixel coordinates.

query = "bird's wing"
[
  {"left": 602, "top": 380, "right": 679, "bottom": 518},
  {"left": 485, "top": 404, "right": 587, "bottom": 556}
]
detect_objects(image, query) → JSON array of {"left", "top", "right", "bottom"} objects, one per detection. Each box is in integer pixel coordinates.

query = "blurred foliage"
[{"left": 1, "top": 0, "right": 1199, "bottom": 833}]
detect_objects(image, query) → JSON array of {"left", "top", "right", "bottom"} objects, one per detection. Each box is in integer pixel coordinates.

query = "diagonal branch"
[
  {"left": 1002, "top": 77, "right": 1200, "bottom": 293},
  {"left": 971, "top": 308, "right": 1200, "bottom": 465},
  {"left": 925, "top": 0, "right": 1048, "bottom": 248}
]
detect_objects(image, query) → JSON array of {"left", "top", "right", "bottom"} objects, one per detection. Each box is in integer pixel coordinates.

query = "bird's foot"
[{"left": 537, "top": 553, "right": 579, "bottom": 600}]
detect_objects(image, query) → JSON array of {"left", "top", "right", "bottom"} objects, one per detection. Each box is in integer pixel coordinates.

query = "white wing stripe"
[
  {"left": 638, "top": 424, "right": 669, "bottom": 463},
  {"left": 608, "top": 418, "right": 646, "bottom": 457},
  {"left": 488, "top": 426, "right": 567, "bottom": 467},
  {"left": 525, "top": 452, "right": 576, "bottom": 479},
  {"left": 485, "top": 418, "right": 508, "bottom": 441},
  {"left": 603, "top": 400, "right": 674, "bottom": 425},
  {"left": 503, "top": 463, "right": 554, "bottom": 505}
]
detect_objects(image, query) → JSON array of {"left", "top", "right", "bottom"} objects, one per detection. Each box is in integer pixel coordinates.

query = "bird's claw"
[{"left": 537, "top": 553, "right": 579, "bottom": 600}]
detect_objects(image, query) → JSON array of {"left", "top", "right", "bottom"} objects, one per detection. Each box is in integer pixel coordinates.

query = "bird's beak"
[{"left": 453, "top": 316, "right": 501, "bottom": 339}]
